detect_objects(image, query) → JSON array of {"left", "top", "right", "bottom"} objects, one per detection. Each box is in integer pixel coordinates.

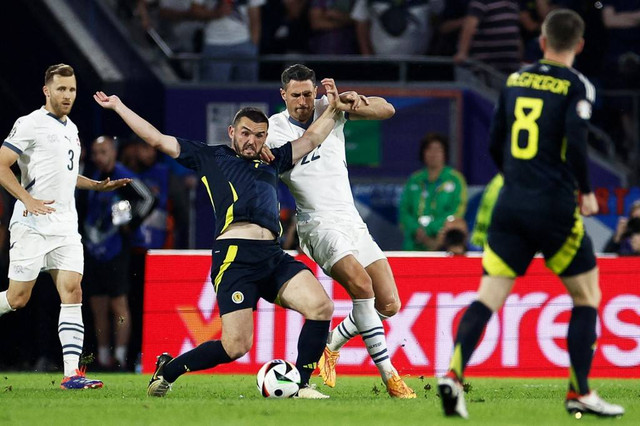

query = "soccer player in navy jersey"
[
  {"left": 438, "top": 9, "right": 624, "bottom": 418},
  {"left": 94, "top": 78, "right": 347, "bottom": 399}
]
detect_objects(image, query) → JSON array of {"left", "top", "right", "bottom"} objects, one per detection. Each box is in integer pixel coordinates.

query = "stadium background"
[{"left": 0, "top": 0, "right": 638, "bottom": 376}]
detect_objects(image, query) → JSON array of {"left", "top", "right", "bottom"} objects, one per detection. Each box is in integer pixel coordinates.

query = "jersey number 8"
[{"left": 511, "top": 96, "right": 543, "bottom": 160}]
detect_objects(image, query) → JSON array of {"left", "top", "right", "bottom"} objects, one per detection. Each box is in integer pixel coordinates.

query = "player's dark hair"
[
  {"left": 232, "top": 107, "right": 269, "bottom": 128},
  {"left": 419, "top": 132, "right": 449, "bottom": 163},
  {"left": 281, "top": 64, "right": 316, "bottom": 89},
  {"left": 541, "top": 8, "right": 584, "bottom": 52},
  {"left": 44, "top": 63, "right": 74, "bottom": 85}
]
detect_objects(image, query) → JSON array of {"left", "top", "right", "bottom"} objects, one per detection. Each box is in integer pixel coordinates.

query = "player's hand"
[
  {"left": 93, "top": 91, "right": 122, "bottom": 111},
  {"left": 259, "top": 145, "right": 275, "bottom": 163},
  {"left": 340, "top": 91, "right": 370, "bottom": 111},
  {"left": 322, "top": 78, "right": 348, "bottom": 111},
  {"left": 580, "top": 192, "right": 599, "bottom": 216},
  {"left": 96, "top": 177, "right": 132, "bottom": 192},
  {"left": 22, "top": 197, "right": 55, "bottom": 216}
]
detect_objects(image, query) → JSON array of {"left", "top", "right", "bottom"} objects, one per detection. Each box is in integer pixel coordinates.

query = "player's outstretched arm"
[
  {"left": 0, "top": 146, "right": 55, "bottom": 215},
  {"left": 342, "top": 92, "right": 395, "bottom": 121},
  {"left": 290, "top": 78, "right": 341, "bottom": 164},
  {"left": 93, "top": 91, "right": 181, "bottom": 158},
  {"left": 76, "top": 175, "right": 132, "bottom": 191}
]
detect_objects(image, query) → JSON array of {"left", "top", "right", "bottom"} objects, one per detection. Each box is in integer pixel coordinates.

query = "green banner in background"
[{"left": 344, "top": 120, "right": 381, "bottom": 166}]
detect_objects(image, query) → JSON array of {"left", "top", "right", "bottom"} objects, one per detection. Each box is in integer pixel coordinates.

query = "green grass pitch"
[{"left": 0, "top": 373, "right": 635, "bottom": 425}]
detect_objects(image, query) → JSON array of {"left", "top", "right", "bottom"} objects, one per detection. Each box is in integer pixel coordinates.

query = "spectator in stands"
[
  {"left": 603, "top": 200, "right": 640, "bottom": 255},
  {"left": 398, "top": 133, "right": 468, "bottom": 251},
  {"left": 154, "top": 0, "right": 205, "bottom": 79},
  {"left": 430, "top": 0, "right": 469, "bottom": 56},
  {"left": 191, "top": 0, "right": 265, "bottom": 82},
  {"left": 308, "top": 0, "right": 358, "bottom": 54},
  {"left": 439, "top": 216, "right": 469, "bottom": 254},
  {"left": 351, "top": 0, "right": 444, "bottom": 56},
  {"left": 601, "top": 1, "right": 640, "bottom": 159},
  {"left": 519, "top": 0, "right": 552, "bottom": 62},
  {"left": 454, "top": 0, "right": 522, "bottom": 75},
  {"left": 83, "top": 136, "right": 155, "bottom": 370}
]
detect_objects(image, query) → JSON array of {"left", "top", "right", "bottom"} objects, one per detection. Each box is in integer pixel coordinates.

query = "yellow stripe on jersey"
[
  {"left": 221, "top": 182, "right": 239, "bottom": 234},
  {"left": 201, "top": 176, "right": 216, "bottom": 212},
  {"left": 506, "top": 72, "right": 571, "bottom": 95},
  {"left": 561, "top": 137, "right": 568, "bottom": 162},
  {"left": 214, "top": 245, "right": 238, "bottom": 292},
  {"left": 546, "top": 207, "right": 584, "bottom": 274},
  {"left": 482, "top": 243, "right": 517, "bottom": 278}
]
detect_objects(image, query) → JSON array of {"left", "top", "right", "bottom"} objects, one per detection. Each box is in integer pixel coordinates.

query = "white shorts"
[
  {"left": 8, "top": 223, "right": 84, "bottom": 281},
  {"left": 296, "top": 213, "right": 385, "bottom": 275}
]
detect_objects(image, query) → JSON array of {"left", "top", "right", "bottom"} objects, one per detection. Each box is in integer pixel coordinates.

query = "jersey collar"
[
  {"left": 288, "top": 115, "right": 313, "bottom": 130},
  {"left": 42, "top": 107, "right": 68, "bottom": 126}
]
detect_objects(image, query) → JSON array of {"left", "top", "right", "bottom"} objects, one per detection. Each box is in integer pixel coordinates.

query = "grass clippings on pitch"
[{"left": 0, "top": 373, "right": 635, "bottom": 425}]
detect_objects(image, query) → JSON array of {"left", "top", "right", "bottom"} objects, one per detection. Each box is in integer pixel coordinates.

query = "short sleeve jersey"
[
  {"left": 266, "top": 97, "right": 356, "bottom": 216},
  {"left": 490, "top": 60, "right": 596, "bottom": 200},
  {"left": 4, "top": 107, "right": 81, "bottom": 235},
  {"left": 175, "top": 138, "right": 293, "bottom": 239}
]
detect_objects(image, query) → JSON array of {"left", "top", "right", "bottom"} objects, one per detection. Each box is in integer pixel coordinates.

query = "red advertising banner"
[{"left": 142, "top": 251, "right": 640, "bottom": 377}]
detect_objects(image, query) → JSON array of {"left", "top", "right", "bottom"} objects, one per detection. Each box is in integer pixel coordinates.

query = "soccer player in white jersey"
[
  {"left": 0, "top": 64, "right": 130, "bottom": 389},
  {"left": 265, "top": 64, "right": 416, "bottom": 398}
]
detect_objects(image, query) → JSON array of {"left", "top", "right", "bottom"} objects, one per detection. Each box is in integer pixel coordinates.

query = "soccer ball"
[{"left": 256, "top": 359, "right": 301, "bottom": 398}]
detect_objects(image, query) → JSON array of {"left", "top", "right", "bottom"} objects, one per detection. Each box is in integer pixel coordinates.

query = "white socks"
[
  {"left": 58, "top": 304, "right": 84, "bottom": 377},
  {"left": 98, "top": 346, "right": 111, "bottom": 367},
  {"left": 327, "top": 308, "right": 392, "bottom": 351},
  {"left": 327, "top": 312, "right": 358, "bottom": 351},
  {"left": 351, "top": 298, "right": 395, "bottom": 382},
  {"left": 114, "top": 345, "right": 127, "bottom": 368},
  {"left": 0, "top": 291, "right": 15, "bottom": 316}
]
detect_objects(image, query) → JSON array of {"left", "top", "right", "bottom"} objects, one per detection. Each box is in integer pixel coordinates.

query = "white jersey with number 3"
[
  {"left": 267, "top": 97, "right": 359, "bottom": 216},
  {"left": 4, "top": 107, "right": 81, "bottom": 236}
]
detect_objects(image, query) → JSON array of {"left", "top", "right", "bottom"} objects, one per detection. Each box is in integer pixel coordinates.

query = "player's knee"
[
  {"left": 8, "top": 293, "right": 29, "bottom": 310},
  {"left": 224, "top": 337, "right": 253, "bottom": 360},
  {"left": 7, "top": 288, "right": 31, "bottom": 310},
  {"left": 346, "top": 275, "right": 374, "bottom": 299},
  {"left": 376, "top": 299, "right": 400, "bottom": 318},
  {"left": 316, "top": 297, "right": 334, "bottom": 320}
]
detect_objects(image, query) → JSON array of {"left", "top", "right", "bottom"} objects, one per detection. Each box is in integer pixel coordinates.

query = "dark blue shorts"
[
  {"left": 211, "top": 239, "right": 310, "bottom": 316},
  {"left": 483, "top": 193, "right": 596, "bottom": 277}
]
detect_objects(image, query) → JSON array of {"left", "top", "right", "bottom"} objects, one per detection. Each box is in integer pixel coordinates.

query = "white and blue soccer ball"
[{"left": 256, "top": 359, "right": 301, "bottom": 398}]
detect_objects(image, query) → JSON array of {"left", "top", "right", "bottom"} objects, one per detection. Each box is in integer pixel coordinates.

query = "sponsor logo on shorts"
[
  {"left": 13, "top": 265, "right": 24, "bottom": 275},
  {"left": 232, "top": 291, "right": 244, "bottom": 304}
]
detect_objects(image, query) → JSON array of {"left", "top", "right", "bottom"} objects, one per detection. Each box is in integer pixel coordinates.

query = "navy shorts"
[
  {"left": 211, "top": 239, "right": 310, "bottom": 316},
  {"left": 483, "top": 193, "right": 596, "bottom": 277}
]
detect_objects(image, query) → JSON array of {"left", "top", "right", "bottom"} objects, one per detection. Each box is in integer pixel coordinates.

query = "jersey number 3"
[
  {"left": 67, "top": 149, "right": 74, "bottom": 171},
  {"left": 511, "top": 97, "right": 543, "bottom": 160}
]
